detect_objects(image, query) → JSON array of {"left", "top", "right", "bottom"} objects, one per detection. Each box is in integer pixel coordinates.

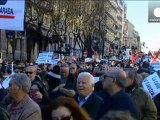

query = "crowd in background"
[{"left": 0, "top": 51, "right": 159, "bottom": 120}]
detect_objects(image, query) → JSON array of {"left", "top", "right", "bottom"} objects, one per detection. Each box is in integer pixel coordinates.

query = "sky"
[{"left": 125, "top": 1, "right": 160, "bottom": 51}]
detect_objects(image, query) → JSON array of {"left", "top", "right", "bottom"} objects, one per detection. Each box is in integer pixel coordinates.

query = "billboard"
[{"left": 0, "top": 0, "right": 25, "bottom": 31}]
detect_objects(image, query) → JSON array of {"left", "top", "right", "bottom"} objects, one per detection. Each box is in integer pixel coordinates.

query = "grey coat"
[{"left": 7, "top": 95, "right": 42, "bottom": 120}]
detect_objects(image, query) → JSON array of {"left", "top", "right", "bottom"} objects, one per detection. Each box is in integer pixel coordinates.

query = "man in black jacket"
[
  {"left": 97, "top": 67, "right": 139, "bottom": 120},
  {"left": 74, "top": 72, "right": 103, "bottom": 120}
]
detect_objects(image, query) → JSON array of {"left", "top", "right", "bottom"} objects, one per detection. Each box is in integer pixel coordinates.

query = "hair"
[
  {"left": 45, "top": 96, "right": 91, "bottom": 120},
  {"left": 140, "top": 72, "right": 149, "bottom": 80},
  {"left": 11, "top": 73, "right": 31, "bottom": 93},
  {"left": 99, "top": 111, "right": 135, "bottom": 120},
  {"left": 135, "top": 73, "right": 143, "bottom": 86},
  {"left": 108, "top": 67, "right": 126, "bottom": 88},
  {"left": 70, "top": 62, "right": 77, "bottom": 67},
  {"left": 26, "top": 66, "right": 37, "bottom": 72},
  {"left": 52, "top": 65, "right": 60, "bottom": 75},
  {"left": 123, "top": 68, "right": 137, "bottom": 81},
  {"left": 77, "top": 72, "right": 94, "bottom": 85},
  {"left": 70, "top": 62, "right": 78, "bottom": 76}
]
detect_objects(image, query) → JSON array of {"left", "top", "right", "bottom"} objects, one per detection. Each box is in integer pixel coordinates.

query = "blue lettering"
[
  {"left": 152, "top": 77, "right": 160, "bottom": 89},
  {"left": 145, "top": 81, "right": 154, "bottom": 96},
  {"left": 0, "top": 7, "right": 14, "bottom": 15}
]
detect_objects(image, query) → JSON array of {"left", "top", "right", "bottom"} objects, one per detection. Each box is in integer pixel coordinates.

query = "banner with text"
[
  {"left": 0, "top": 0, "right": 25, "bottom": 31},
  {"left": 36, "top": 52, "right": 54, "bottom": 64},
  {"left": 142, "top": 72, "right": 160, "bottom": 98}
]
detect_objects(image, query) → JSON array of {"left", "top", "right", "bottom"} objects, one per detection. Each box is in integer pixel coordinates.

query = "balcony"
[{"left": 108, "top": 0, "right": 118, "bottom": 10}]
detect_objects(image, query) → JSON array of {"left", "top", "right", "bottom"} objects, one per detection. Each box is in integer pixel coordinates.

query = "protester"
[
  {"left": 74, "top": 72, "right": 103, "bottom": 119},
  {"left": 137, "top": 61, "right": 150, "bottom": 74},
  {"left": 69, "top": 62, "right": 78, "bottom": 78},
  {"left": 50, "top": 65, "right": 76, "bottom": 98},
  {"left": 124, "top": 68, "right": 157, "bottom": 120},
  {"left": 44, "top": 65, "right": 61, "bottom": 93},
  {"left": 45, "top": 96, "right": 91, "bottom": 120},
  {"left": 26, "top": 66, "right": 48, "bottom": 101},
  {"left": 97, "top": 67, "right": 139, "bottom": 120},
  {"left": 26, "top": 66, "right": 49, "bottom": 119},
  {"left": 7, "top": 73, "right": 42, "bottom": 120}
]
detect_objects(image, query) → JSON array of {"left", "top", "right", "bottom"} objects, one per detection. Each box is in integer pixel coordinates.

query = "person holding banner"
[{"left": 124, "top": 68, "right": 157, "bottom": 120}]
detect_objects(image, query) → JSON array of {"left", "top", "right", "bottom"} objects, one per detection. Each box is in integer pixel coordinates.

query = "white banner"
[
  {"left": 36, "top": 52, "right": 54, "bottom": 64},
  {"left": 2, "top": 75, "right": 12, "bottom": 89},
  {"left": 122, "top": 49, "right": 131, "bottom": 60},
  {"left": 0, "top": 0, "right": 25, "bottom": 31},
  {"left": 142, "top": 72, "right": 160, "bottom": 98}
]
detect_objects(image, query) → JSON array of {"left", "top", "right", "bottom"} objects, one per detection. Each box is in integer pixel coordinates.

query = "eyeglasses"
[
  {"left": 101, "top": 74, "right": 115, "bottom": 80},
  {"left": 25, "top": 71, "right": 34, "bottom": 74},
  {"left": 70, "top": 67, "right": 75, "bottom": 70},
  {"left": 52, "top": 115, "right": 72, "bottom": 120}
]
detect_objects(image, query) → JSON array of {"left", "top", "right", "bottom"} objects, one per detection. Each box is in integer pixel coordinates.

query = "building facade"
[{"left": 0, "top": 0, "right": 140, "bottom": 62}]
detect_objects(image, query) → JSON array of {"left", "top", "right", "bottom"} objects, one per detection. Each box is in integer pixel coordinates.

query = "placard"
[
  {"left": 36, "top": 52, "right": 54, "bottom": 64},
  {"left": 142, "top": 72, "right": 160, "bottom": 98}
]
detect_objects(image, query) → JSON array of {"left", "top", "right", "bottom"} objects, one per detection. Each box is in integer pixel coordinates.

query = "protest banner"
[
  {"left": 85, "top": 58, "right": 92, "bottom": 63},
  {"left": 36, "top": 52, "right": 60, "bottom": 64},
  {"left": 142, "top": 72, "right": 160, "bottom": 98},
  {"left": 36, "top": 52, "right": 54, "bottom": 64},
  {"left": 0, "top": 0, "right": 25, "bottom": 30}
]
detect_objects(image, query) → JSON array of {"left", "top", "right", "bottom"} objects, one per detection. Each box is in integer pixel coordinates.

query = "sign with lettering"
[
  {"left": 150, "top": 61, "right": 160, "bottom": 71},
  {"left": 0, "top": 0, "right": 25, "bottom": 30},
  {"left": 36, "top": 52, "right": 54, "bottom": 64},
  {"left": 142, "top": 72, "right": 160, "bottom": 98}
]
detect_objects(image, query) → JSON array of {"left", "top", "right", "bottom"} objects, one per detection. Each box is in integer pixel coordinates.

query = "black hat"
[{"left": 52, "top": 65, "right": 60, "bottom": 75}]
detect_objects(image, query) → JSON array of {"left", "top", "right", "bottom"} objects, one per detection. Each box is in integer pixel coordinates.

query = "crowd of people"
[{"left": 0, "top": 52, "right": 159, "bottom": 120}]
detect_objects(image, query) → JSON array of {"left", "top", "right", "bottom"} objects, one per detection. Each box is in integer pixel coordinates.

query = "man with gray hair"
[
  {"left": 7, "top": 73, "right": 42, "bottom": 120},
  {"left": 97, "top": 67, "right": 139, "bottom": 120},
  {"left": 74, "top": 72, "right": 103, "bottom": 120}
]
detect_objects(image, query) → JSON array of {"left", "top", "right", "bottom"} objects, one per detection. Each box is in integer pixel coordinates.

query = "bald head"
[{"left": 105, "top": 67, "right": 127, "bottom": 88}]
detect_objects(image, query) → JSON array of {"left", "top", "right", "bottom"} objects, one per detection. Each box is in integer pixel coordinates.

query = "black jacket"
[
  {"left": 97, "top": 90, "right": 140, "bottom": 120},
  {"left": 74, "top": 92, "right": 103, "bottom": 120}
]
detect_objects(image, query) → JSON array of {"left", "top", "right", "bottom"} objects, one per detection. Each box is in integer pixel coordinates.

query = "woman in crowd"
[
  {"left": 45, "top": 96, "right": 91, "bottom": 120},
  {"left": 69, "top": 62, "right": 78, "bottom": 78}
]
